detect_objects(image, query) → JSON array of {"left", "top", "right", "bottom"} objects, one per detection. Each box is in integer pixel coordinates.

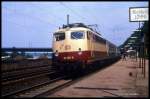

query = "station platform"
[{"left": 48, "top": 58, "right": 149, "bottom": 97}]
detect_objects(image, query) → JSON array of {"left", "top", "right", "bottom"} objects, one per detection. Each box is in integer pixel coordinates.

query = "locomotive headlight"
[
  {"left": 78, "top": 52, "right": 82, "bottom": 55},
  {"left": 55, "top": 50, "right": 59, "bottom": 56},
  {"left": 55, "top": 53, "right": 59, "bottom": 56},
  {"left": 78, "top": 48, "right": 82, "bottom": 55},
  {"left": 71, "top": 56, "right": 74, "bottom": 59}
]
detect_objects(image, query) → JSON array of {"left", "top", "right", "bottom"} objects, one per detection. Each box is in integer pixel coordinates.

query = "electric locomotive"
[{"left": 52, "top": 23, "right": 120, "bottom": 71}]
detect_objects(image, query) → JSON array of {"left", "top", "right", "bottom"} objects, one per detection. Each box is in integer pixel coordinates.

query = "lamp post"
[
  {"left": 141, "top": 33, "right": 145, "bottom": 77},
  {"left": 132, "top": 29, "right": 141, "bottom": 63},
  {"left": 132, "top": 28, "right": 144, "bottom": 71},
  {"left": 130, "top": 35, "right": 138, "bottom": 61}
]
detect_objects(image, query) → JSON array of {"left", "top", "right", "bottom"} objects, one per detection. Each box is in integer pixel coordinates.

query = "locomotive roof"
[
  {"left": 55, "top": 26, "right": 101, "bottom": 37},
  {"left": 62, "top": 23, "right": 89, "bottom": 29}
]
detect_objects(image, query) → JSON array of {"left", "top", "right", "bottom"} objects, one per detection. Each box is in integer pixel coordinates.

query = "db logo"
[{"left": 65, "top": 45, "right": 71, "bottom": 50}]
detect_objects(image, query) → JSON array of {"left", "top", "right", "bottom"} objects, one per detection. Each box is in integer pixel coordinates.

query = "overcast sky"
[{"left": 2, "top": 1, "right": 148, "bottom": 48}]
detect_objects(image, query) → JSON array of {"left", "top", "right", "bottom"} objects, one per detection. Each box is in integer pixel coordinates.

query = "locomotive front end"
[{"left": 52, "top": 28, "right": 90, "bottom": 64}]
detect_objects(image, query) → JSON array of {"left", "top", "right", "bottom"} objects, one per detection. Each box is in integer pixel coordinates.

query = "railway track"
[
  {"left": 2, "top": 64, "right": 51, "bottom": 73},
  {"left": 2, "top": 65, "right": 52, "bottom": 82},
  {"left": 2, "top": 70, "right": 55, "bottom": 85},
  {"left": 33, "top": 79, "right": 73, "bottom": 97},
  {"left": 2, "top": 70, "right": 60, "bottom": 96},
  {"left": 2, "top": 64, "right": 84, "bottom": 98},
  {"left": 2, "top": 59, "right": 52, "bottom": 72},
  {"left": 4, "top": 74, "right": 81, "bottom": 98},
  {"left": 2, "top": 62, "right": 60, "bottom": 98},
  {"left": 2, "top": 75, "right": 66, "bottom": 98}
]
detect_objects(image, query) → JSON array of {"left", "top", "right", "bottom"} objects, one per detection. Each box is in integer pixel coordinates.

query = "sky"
[{"left": 2, "top": 1, "right": 148, "bottom": 48}]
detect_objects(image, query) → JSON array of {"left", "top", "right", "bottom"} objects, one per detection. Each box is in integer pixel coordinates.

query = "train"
[{"left": 52, "top": 23, "right": 120, "bottom": 72}]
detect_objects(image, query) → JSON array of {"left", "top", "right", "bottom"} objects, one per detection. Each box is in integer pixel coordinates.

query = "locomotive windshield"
[
  {"left": 71, "top": 31, "right": 84, "bottom": 39},
  {"left": 54, "top": 32, "right": 65, "bottom": 41}
]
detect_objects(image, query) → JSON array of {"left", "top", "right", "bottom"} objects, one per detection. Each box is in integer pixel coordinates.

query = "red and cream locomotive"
[{"left": 52, "top": 23, "right": 120, "bottom": 71}]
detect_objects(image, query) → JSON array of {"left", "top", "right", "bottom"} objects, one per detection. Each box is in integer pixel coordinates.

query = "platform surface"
[{"left": 48, "top": 58, "right": 149, "bottom": 97}]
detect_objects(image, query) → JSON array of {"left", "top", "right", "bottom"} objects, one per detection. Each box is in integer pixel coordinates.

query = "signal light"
[{"left": 55, "top": 50, "right": 59, "bottom": 56}]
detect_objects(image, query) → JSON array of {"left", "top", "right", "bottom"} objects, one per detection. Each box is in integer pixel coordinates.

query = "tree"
[
  {"left": 11, "top": 47, "right": 19, "bottom": 58},
  {"left": 2, "top": 51, "right": 9, "bottom": 56},
  {"left": 20, "top": 51, "right": 26, "bottom": 57}
]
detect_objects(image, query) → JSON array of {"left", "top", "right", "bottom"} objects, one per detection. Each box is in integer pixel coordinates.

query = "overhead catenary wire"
[
  {"left": 29, "top": 2, "right": 66, "bottom": 25},
  {"left": 59, "top": 2, "right": 90, "bottom": 24},
  {"left": 3, "top": 7, "right": 59, "bottom": 28},
  {"left": 4, "top": 19, "right": 51, "bottom": 47},
  {"left": 3, "top": 3, "right": 102, "bottom": 33},
  {"left": 3, "top": 9, "right": 54, "bottom": 36},
  {"left": 59, "top": 2, "right": 102, "bottom": 34},
  {"left": 3, "top": 7, "right": 54, "bottom": 48},
  {"left": 3, "top": 4, "right": 103, "bottom": 37}
]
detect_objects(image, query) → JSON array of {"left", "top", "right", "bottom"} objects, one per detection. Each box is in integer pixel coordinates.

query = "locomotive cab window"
[
  {"left": 71, "top": 31, "right": 84, "bottom": 39},
  {"left": 54, "top": 32, "right": 65, "bottom": 41}
]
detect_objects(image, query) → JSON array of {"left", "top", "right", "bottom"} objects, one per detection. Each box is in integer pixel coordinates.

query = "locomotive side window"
[
  {"left": 87, "top": 31, "right": 91, "bottom": 40},
  {"left": 93, "top": 34, "right": 96, "bottom": 41},
  {"left": 71, "top": 31, "right": 84, "bottom": 39},
  {"left": 95, "top": 35, "right": 106, "bottom": 44},
  {"left": 54, "top": 32, "right": 65, "bottom": 41}
]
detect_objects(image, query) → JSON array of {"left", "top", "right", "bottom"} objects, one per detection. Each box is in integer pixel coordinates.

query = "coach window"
[
  {"left": 54, "top": 32, "right": 65, "bottom": 41},
  {"left": 71, "top": 31, "right": 84, "bottom": 39}
]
